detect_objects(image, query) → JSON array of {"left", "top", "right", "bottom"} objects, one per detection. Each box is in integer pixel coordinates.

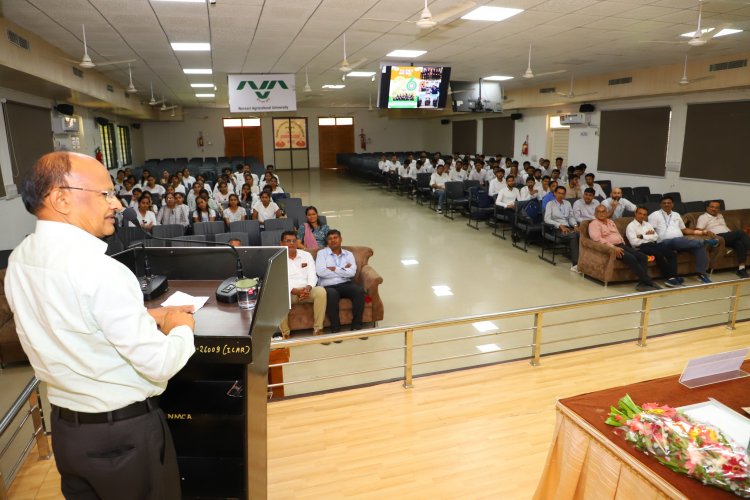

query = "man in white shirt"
[
  {"left": 544, "top": 185, "right": 580, "bottom": 271},
  {"left": 316, "top": 230, "right": 365, "bottom": 334},
  {"left": 430, "top": 164, "right": 450, "bottom": 214},
  {"left": 602, "top": 188, "right": 637, "bottom": 220},
  {"left": 696, "top": 200, "right": 750, "bottom": 278},
  {"left": 573, "top": 188, "right": 600, "bottom": 224},
  {"left": 488, "top": 169, "right": 505, "bottom": 199},
  {"left": 626, "top": 206, "right": 681, "bottom": 287},
  {"left": 278, "top": 231, "right": 326, "bottom": 339},
  {"left": 518, "top": 175, "right": 541, "bottom": 201},
  {"left": 648, "top": 196, "right": 718, "bottom": 284},
  {"left": 450, "top": 160, "right": 467, "bottom": 182},
  {"left": 5, "top": 152, "right": 195, "bottom": 498},
  {"left": 468, "top": 161, "right": 488, "bottom": 186},
  {"left": 582, "top": 173, "right": 606, "bottom": 199},
  {"left": 495, "top": 175, "right": 519, "bottom": 210}
]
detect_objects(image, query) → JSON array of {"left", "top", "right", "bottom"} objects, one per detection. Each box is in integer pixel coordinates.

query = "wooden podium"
[{"left": 116, "top": 246, "right": 289, "bottom": 499}]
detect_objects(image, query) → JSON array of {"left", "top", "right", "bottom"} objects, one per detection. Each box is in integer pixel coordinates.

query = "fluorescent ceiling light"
[
  {"left": 183, "top": 68, "right": 212, "bottom": 74},
  {"left": 195, "top": 93, "right": 215, "bottom": 97},
  {"left": 461, "top": 6, "right": 523, "bottom": 22},
  {"left": 171, "top": 42, "right": 211, "bottom": 51},
  {"left": 401, "top": 259, "right": 419, "bottom": 266},
  {"left": 472, "top": 321, "right": 498, "bottom": 333},
  {"left": 386, "top": 50, "right": 427, "bottom": 58},
  {"left": 190, "top": 83, "right": 214, "bottom": 88},
  {"left": 484, "top": 75, "right": 514, "bottom": 81},
  {"left": 432, "top": 285, "right": 453, "bottom": 296},
  {"left": 322, "top": 84, "right": 345, "bottom": 89},
  {"left": 476, "top": 344, "right": 501, "bottom": 353},
  {"left": 347, "top": 71, "right": 376, "bottom": 77}
]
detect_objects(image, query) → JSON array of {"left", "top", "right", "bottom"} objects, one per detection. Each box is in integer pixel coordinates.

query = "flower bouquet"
[{"left": 606, "top": 394, "right": 750, "bottom": 497}]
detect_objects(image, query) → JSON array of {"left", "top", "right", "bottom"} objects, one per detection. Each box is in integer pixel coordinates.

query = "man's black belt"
[{"left": 57, "top": 396, "right": 159, "bottom": 424}]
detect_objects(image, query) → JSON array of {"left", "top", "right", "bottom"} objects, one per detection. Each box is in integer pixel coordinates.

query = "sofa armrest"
[
  {"left": 578, "top": 238, "right": 618, "bottom": 284},
  {"left": 580, "top": 237, "right": 619, "bottom": 255},
  {"left": 357, "top": 265, "right": 384, "bottom": 322}
]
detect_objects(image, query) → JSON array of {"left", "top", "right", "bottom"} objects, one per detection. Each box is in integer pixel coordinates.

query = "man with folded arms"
[
  {"left": 648, "top": 195, "right": 718, "bottom": 284},
  {"left": 696, "top": 200, "right": 750, "bottom": 278},
  {"left": 626, "top": 206, "right": 682, "bottom": 287},
  {"left": 589, "top": 205, "right": 661, "bottom": 291},
  {"left": 278, "top": 231, "right": 326, "bottom": 340},
  {"left": 544, "top": 186, "right": 581, "bottom": 272},
  {"left": 5, "top": 152, "right": 195, "bottom": 499},
  {"left": 602, "top": 187, "right": 637, "bottom": 220}
]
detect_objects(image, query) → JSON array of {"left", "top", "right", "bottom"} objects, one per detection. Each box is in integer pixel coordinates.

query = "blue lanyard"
[{"left": 661, "top": 210, "right": 673, "bottom": 227}]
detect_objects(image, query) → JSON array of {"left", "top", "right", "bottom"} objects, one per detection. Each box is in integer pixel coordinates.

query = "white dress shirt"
[
  {"left": 696, "top": 213, "right": 731, "bottom": 234},
  {"left": 488, "top": 178, "right": 505, "bottom": 198},
  {"left": 287, "top": 250, "right": 318, "bottom": 292},
  {"left": 584, "top": 182, "right": 606, "bottom": 199},
  {"left": 648, "top": 210, "right": 685, "bottom": 241},
  {"left": 385, "top": 160, "right": 401, "bottom": 173},
  {"left": 518, "top": 186, "right": 541, "bottom": 201},
  {"left": 572, "top": 199, "right": 600, "bottom": 223},
  {"left": 468, "top": 169, "right": 488, "bottom": 183},
  {"left": 5, "top": 221, "right": 194, "bottom": 412},
  {"left": 316, "top": 247, "right": 357, "bottom": 286},
  {"left": 601, "top": 197, "right": 636, "bottom": 219},
  {"left": 495, "top": 186, "right": 520, "bottom": 208},
  {"left": 626, "top": 219, "right": 660, "bottom": 248},
  {"left": 430, "top": 172, "right": 449, "bottom": 189},
  {"left": 450, "top": 169, "right": 467, "bottom": 182}
]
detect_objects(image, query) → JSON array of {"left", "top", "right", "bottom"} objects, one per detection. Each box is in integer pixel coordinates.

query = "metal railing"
[
  {"left": 0, "top": 377, "right": 50, "bottom": 499},
  {"left": 269, "top": 279, "right": 750, "bottom": 394}
]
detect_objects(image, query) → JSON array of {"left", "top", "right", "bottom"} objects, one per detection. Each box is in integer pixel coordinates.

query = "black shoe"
[
  {"left": 635, "top": 282, "right": 654, "bottom": 292},
  {"left": 647, "top": 280, "right": 662, "bottom": 290},
  {"left": 737, "top": 269, "right": 749, "bottom": 279}
]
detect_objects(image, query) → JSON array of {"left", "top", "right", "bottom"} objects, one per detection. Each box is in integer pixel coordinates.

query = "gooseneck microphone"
[
  {"left": 119, "top": 208, "right": 246, "bottom": 303},
  {"left": 118, "top": 208, "right": 169, "bottom": 300}
]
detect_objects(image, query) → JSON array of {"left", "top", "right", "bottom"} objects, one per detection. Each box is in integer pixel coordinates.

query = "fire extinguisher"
[
  {"left": 521, "top": 135, "right": 529, "bottom": 156},
  {"left": 95, "top": 146, "right": 103, "bottom": 164},
  {"left": 359, "top": 128, "right": 366, "bottom": 151},
  {"left": 197, "top": 132, "right": 205, "bottom": 148}
]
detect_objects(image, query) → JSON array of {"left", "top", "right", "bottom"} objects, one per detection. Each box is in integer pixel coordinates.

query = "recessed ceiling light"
[
  {"left": 171, "top": 42, "right": 211, "bottom": 51},
  {"left": 472, "top": 321, "right": 498, "bottom": 333},
  {"left": 401, "top": 259, "right": 419, "bottom": 266},
  {"left": 432, "top": 285, "right": 453, "bottom": 296},
  {"left": 347, "top": 71, "right": 376, "bottom": 77},
  {"left": 476, "top": 343, "right": 501, "bottom": 353},
  {"left": 183, "top": 68, "right": 212, "bottom": 74},
  {"left": 484, "top": 75, "right": 514, "bottom": 81},
  {"left": 195, "top": 93, "right": 215, "bottom": 98},
  {"left": 322, "top": 84, "right": 345, "bottom": 89},
  {"left": 190, "top": 83, "right": 214, "bottom": 88},
  {"left": 386, "top": 50, "right": 427, "bottom": 58},
  {"left": 461, "top": 6, "right": 523, "bottom": 22}
]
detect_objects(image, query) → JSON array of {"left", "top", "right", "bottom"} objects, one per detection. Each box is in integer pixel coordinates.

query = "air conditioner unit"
[
  {"left": 52, "top": 114, "right": 80, "bottom": 134},
  {"left": 559, "top": 113, "right": 589, "bottom": 126}
]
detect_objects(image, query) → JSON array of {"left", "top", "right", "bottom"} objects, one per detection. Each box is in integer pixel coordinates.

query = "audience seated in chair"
[
  {"left": 583, "top": 173, "right": 606, "bottom": 199},
  {"left": 518, "top": 175, "right": 541, "bottom": 202},
  {"left": 222, "top": 194, "right": 248, "bottom": 225},
  {"left": 193, "top": 196, "right": 217, "bottom": 223},
  {"left": 488, "top": 169, "right": 505, "bottom": 199},
  {"left": 696, "top": 200, "right": 750, "bottom": 278},
  {"left": 157, "top": 193, "right": 190, "bottom": 227},
  {"left": 573, "top": 188, "right": 600, "bottom": 224},
  {"left": 589, "top": 205, "right": 661, "bottom": 292},
  {"left": 541, "top": 180, "right": 559, "bottom": 212},
  {"left": 468, "top": 161, "right": 489, "bottom": 187},
  {"left": 297, "top": 206, "right": 329, "bottom": 250},
  {"left": 565, "top": 174, "right": 583, "bottom": 199},
  {"left": 648, "top": 195, "right": 718, "bottom": 284},
  {"left": 602, "top": 188, "right": 637, "bottom": 220},
  {"left": 544, "top": 186, "right": 580, "bottom": 272},
  {"left": 252, "top": 191, "right": 281, "bottom": 226},
  {"left": 430, "top": 164, "right": 450, "bottom": 214},
  {"left": 131, "top": 194, "right": 157, "bottom": 232}
]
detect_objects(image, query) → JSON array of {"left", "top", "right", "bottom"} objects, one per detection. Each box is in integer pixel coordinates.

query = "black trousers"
[
  {"left": 51, "top": 404, "right": 180, "bottom": 500},
  {"left": 637, "top": 242, "right": 677, "bottom": 279},
  {"left": 719, "top": 231, "right": 750, "bottom": 265},
  {"left": 554, "top": 229, "right": 579, "bottom": 265},
  {"left": 324, "top": 282, "right": 366, "bottom": 330},
  {"left": 615, "top": 244, "right": 651, "bottom": 283}
]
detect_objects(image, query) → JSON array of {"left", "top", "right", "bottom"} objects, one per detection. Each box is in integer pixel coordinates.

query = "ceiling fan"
[
  {"left": 338, "top": 34, "right": 367, "bottom": 72},
  {"left": 64, "top": 24, "right": 136, "bottom": 69},
  {"left": 126, "top": 63, "right": 137, "bottom": 94},
  {"left": 148, "top": 83, "right": 164, "bottom": 106},
  {"left": 160, "top": 100, "right": 177, "bottom": 112},
  {"left": 522, "top": 43, "right": 567, "bottom": 79},
  {"left": 678, "top": 55, "right": 714, "bottom": 85},
  {"left": 304, "top": 67, "right": 312, "bottom": 92},
  {"left": 362, "top": 1, "right": 476, "bottom": 30},
  {"left": 642, "top": 0, "right": 738, "bottom": 46},
  {"left": 556, "top": 75, "right": 597, "bottom": 99}
]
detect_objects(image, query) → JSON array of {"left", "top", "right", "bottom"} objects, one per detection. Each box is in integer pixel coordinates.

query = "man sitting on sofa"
[
  {"left": 626, "top": 206, "right": 682, "bottom": 288},
  {"left": 589, "top": 205, "right": 661, "bottom": 292},
  {"left": 696, "top": 200, "right": 750, "bottom": 278},
  {"left": 278, "top": 231, "right": 326, "bottom": 340},
  {"left": 316, "top": 230, "right": 365, "bottom": 335},
  {"left": 648, "top": 196, "right": 718, "bottom": 284}
]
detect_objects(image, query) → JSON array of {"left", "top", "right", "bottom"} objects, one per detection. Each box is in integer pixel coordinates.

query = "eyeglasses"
[{"left": 59, "top": 186, "right": 118, "bottom": 202}]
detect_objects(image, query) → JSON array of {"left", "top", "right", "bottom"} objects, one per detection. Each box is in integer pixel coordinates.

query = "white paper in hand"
[{"left": 160, "top": 290, "right": 209, "bottom": 312}]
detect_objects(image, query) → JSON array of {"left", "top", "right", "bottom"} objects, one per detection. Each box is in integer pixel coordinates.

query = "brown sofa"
[
  {"left": 578, "top": 218, "right": 723, "bottom": 286},
  {"left": 283, "top": 246, "right": 384, "bottom": 334},
  {"left": 0, "top": 268, "right": 28, "bottom": 367},
  {"left": 683, "top": 209, "right": 750, "bottom": 272}
]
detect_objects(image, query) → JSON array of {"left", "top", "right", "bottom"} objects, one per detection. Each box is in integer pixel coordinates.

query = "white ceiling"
[{"left": 3, "top": 0, "right": 750, "bottom": 109}]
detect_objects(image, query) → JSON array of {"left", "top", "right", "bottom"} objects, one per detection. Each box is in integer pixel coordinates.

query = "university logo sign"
[{"left": 228, "top": 74, "right": 296, "bottom": 112}]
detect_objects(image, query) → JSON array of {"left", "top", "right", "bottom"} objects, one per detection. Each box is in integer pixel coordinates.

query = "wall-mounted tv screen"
[
  {"left": 377, "top": 65, "right": 451, "bottom": 110},
  {"left": 450, "top": 80, "right": 503, "bottom": 113}
]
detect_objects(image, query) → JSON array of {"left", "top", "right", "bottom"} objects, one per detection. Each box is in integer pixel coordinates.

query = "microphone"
[
  {"left": 119, "top": 208, "right": 169, "bottom": 300},
  {"left": 120, "top": 207, "right": 246, "bottom": 303}
]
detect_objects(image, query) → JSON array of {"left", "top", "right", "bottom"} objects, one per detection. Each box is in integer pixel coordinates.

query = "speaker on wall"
[
  {"left": 131, "top": 123, "right": 141, "bottom": 130},
  {"left": 510, "top": 113, "right": 523, "bottom": 120},
  {"left": 54, "top": 104, "right": 75, "bottom": 116},
  {"left": 579, "top": 103, "right": 595, "bottom": 113},
  {"left": 95, "top": 117, "right": 109, "bottom": 126},
  {"left": 440, "top": 119, "right": 450, "bottom": 125}
]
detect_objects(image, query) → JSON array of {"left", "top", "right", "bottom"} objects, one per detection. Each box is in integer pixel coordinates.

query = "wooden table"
[{"left": 534, "top": 362, "right": 750, "bottom": 499}]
